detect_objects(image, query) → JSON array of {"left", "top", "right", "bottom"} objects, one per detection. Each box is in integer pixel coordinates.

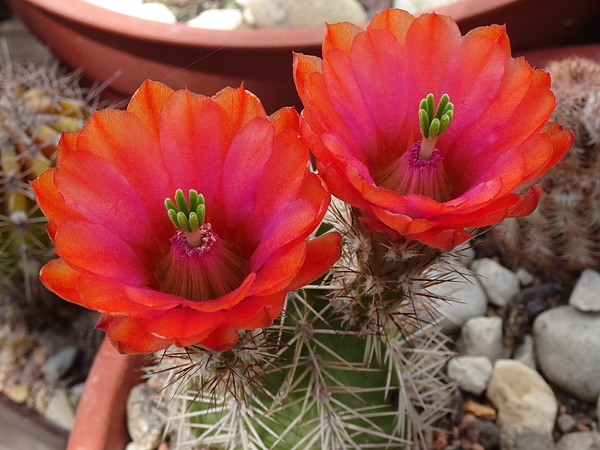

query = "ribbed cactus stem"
[
  {"left": 493, "top": 57, "right": 600, "bottom": 281},
  {"left": 0, "top": 60, "right": 97, "bottom": 303}
]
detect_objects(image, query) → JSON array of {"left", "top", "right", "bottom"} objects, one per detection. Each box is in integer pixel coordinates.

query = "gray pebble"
[{"left": 44, "top": 346, "right": 78, "bottom": 386}]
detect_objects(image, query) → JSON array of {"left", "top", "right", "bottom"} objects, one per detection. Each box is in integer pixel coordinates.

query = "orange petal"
[
  {"left": 126, "top": 80, "right": 174, "bottom": 141},
  {"left": 323, "top": 21, "right": 364, "bottom": 55},
  {"left": 367, "top": 8, "right": 415, "bottom": 46},
  {"left": 465, "top": 24, "right": 511, "bottom": 56}
]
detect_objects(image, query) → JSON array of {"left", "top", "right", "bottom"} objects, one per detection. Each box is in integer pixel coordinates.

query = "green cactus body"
[
  {"left": 493, "top": 57, "right": 600, "bottom": 281},
  {"left": 149, "top": 204, "right": 457, "bottom": 449},
  {"left": 0, "top": 62, "right": 96, "bottom": 302}
]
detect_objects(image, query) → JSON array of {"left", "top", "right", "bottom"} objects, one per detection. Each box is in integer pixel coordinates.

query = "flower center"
[
  {"left": 157, "top": 190, "right": 248, "bottom": 302},
  {"left": 379, "top": 141, "right": 452, "bottom": 202},
  {"left": 377, "top": 94, "right": 453, "bottom": 202}
]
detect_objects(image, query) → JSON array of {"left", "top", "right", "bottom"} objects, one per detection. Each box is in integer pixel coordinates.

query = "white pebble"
[
  {"left": 569, "top": 268, "right": 600, "bottom": 312},
  {"left": 187, "top": 9, "right": 244, "bottom": 30},
  {"left": 472, "top": 258, "right": 520, "bottom": 307},
  {"left": 447, "top": 356, "right": 493, "bottom": 395}
]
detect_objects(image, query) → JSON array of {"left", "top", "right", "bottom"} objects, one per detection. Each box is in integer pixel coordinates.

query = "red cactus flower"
[
  {"left": 294, "top": 9, "right": 573, "bottom": 251},
  {"left": 32, "top": 80, "right": 341, "bottom": 354}
]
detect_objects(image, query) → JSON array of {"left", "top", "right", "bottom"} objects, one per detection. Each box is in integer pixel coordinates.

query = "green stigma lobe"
[
  {"left": 165, "top": 189, "right": 206, "bottom": 232},
  {"left": 419, "top": 93, "right": 454, "bottom": 139}
]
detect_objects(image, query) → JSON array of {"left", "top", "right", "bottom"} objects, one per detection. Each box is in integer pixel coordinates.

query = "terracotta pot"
[
  {"left": 67, "top": 338, "right": 144, "bottom": 450},
  {"left": 7, "top": 0, "right": 600, "bottom": 113}
]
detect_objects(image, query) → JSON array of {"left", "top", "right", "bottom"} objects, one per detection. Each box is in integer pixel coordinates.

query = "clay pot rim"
[{"left": 22, "top": 0, "right": 520, "bottom": 49}]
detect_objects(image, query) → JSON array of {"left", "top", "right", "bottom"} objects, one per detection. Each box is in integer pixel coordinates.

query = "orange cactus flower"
[
  {"left": 294, "top": 9, "right": 573, "bottom": 251},
  {"left": 32, "top": 80, "right": 341, "bottom": 354}
]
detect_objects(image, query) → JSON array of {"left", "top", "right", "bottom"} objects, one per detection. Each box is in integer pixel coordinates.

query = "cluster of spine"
[
  {"left": 492, "top": 57, "right": 600, "bottom": 282},
  {"left": 0, "top": 61, "right": 97, "bottom": 302},
  {"left": 148, "top": 202, "right": 458, "bottom": 449}
]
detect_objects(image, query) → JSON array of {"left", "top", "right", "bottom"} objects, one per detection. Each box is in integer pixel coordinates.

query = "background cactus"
[
  {"left": 146, "top": 202, "right": 459, "bottom": 450},
  {"left": 492, "top": 57, "right": 600, "bottom": 282},
  {"left": 0, "top": 60, "right": 97, "bottom": 303}
]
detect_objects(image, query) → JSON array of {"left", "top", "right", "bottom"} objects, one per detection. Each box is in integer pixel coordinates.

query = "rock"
[
  {"left": 477, "top": 419, "right": 501, "bottom": 450},
  {"left": 597, "top": 395, "right": 600, "bottom": 429},
  {"left": 4, "top": 384, "right": 29, "bottom": 404},
  {"left": 418, "top": 263, "right": 488, "bottom": 333},
  {"left": 84, "top": 0, "right": 177, "bottom": 23},
  {"left": 392, "top": 0, "right": 464, "bottom": 13},
  {"left": 555, "top": 431, "right": 600, "bottom": 450},
  {"left": 246, "top": 0, "right": 366, "bottom": 29},
  {"left": 458, "top": 316, "right": 512, "bottom": 363},
  {"left": 471, "top": 258, "right": 520, "bottom": 307},
  {"left": 0, "top": 336, "right": 35, "bottom": 367},
  {"left": 44, "top": 346, "right": 78, "bottom": 386},
  {"left": 556, "top": 413, "right": 577, "bottom": 433},
  {"left": 487, "top": 360, "right": 557, "bottom": 450},
  {"left": 432, "top": 431, "right": 448, "bottom": 450},
  {"left": 136, "top": 3, "right": 178, "bottom": 23},
  {"left": 534, "top": 305, "right": 600, "bottom": 402},
  {"left": 463, "top": 399, "right": 497, "bottom": 421},
  {"left": 500, "top": 427, "right": 556, "bottom": 450},
  {"left": 83, "top": 0, "right": 142, "bottom": 15},
  {"left": 447, "top": 356, "right": 493, "bottom": 395},
  {"left": 127, "top": 383, "right": 164, "bottom": 450},
  {"left": 513, "top": 334, "right": 536, "bottom": 369},
  {"left": 187, "top": 8, "right": 244, "bottom": 29},
  {"left": 516, "top": 268, "right": 535, "bottom": 286},
  {"left": 453, "top": 241, "right": 476, "bottom": 266},
  {"left": 569, "top": 269, "right": 600, "bottom": 312},
  {"left": 44, "top": 388, "right": 76, "bottom": 430},
  {"left": 68, "top": 382, "right": 87, "bottom": 409}
]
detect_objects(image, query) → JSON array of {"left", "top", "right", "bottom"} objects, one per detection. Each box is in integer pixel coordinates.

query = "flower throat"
[
  {"left": 156, "top": 189, "right": 247, "bottom": 302},
  {"left": 378, "top": 93, "right": 453, "bottom": 202}
]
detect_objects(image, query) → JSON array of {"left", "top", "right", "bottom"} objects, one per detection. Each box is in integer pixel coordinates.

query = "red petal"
[
  {"left": 97, "top": 315, "right": 170, "bottom": 354},
  {"left": 77, "top": 110, "right": 173, "bottom": 236},
  {"left": 287, "top": 232, "right": 343, "bottom": 290},
  {"left": 54, "top": 220, "right": 153, "bottom": 286},
  {"left": 249, "top": 197, "right": 322, "bottom": 270},
  {"left": 54, "top": 150, "right": 161, "bottom": 259},
  {"left": 140, "top": 308, "right": 227, "bottom": 342},
  {"left": 40, "top": 259, "right": 81, "bottom": 304},
  {"left": 158, "top": 90, "right": 224, "bottom": 213},
  {"left": 248, "top": 241, "right": 306, "bottom": 296},
  {"left": 240, "top": 128, "right": 310, "bottom": 252},
  {"left": 350, "top": 28, "right": 412, "bottom": 173},
  {"left": 221, "top": 116, "right": 274, "bottom": 234},
  {"left": 226, "top": 293, "right": 286, "bottom": 329},
  {"left": 196, "top": 327, "right": 240, "bottom": 352},
  {"left": 32, "top": 169, "right": 85, "bottom": 241}
]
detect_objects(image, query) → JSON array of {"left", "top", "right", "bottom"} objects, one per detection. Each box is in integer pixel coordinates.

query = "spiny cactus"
[
  {"left": 492, "top": 57, "right": 600, "bottom": 282},
  {"left": 0, "top": 60, "right": 97, "bottom": 302},
  {"left": 145, "top": 202, "right": 458, "bottom": 450}
]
